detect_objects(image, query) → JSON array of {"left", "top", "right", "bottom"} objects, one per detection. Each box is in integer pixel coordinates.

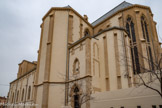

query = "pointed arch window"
[
  {"left": 16, "top": 90, "right": 19, "bottom": 102},
  {"left": 28, "top": 86, "right": 31, "bottom": 100},
  {"left": 141, "top": 15, "right": 154, "bottom": 70},
  {"left": 73, "top": 59, "right": 80, "bottom": 74},
  {"left": 126, "top": 16, "right": 140, "bottom": 74},
  {"left": 12, "top": 92, "right": 14, "bottom": 103},
  {"left": 84, "top": 29, "right": 90, "bottom": 37},
  {"left": 141, "top": 15, "right": 150, "bottom": 42},
  {"left": 21, "top": 89, "right": 24, "bottom": 101},
  {"left": 74, "top": 86, "right": 80, "bottom": 108}
]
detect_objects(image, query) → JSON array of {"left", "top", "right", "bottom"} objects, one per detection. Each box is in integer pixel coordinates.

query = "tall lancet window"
[
  {"left": 141, "top": 15, "right": 154, "bottom": 70},
  {"left": 126, "top": 16, "right": 141, "bottom": 74},
  {"left": 74, "top": 86, "right": 80, "bottom": 108}
]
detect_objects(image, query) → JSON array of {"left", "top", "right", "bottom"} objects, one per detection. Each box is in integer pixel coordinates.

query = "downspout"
[
  {"left": 65, "top": 9, "right": 70, "bottom": 106},
  {"left": 24, "top": 77, "right": 29, "bottom": 108}
]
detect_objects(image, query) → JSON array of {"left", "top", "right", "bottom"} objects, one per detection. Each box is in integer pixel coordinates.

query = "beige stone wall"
[
  {"left": 50, "top": 10, "right": 68, "bottom": 82},
  {"left": 17, "top": 60, "right": 36, "bottom": 78},
  {"left": 8, "top": 69, "right": 35, "bottom": 108},
  {"left": 37, "top": 16, "right": 49, "bottom": 84},
  {"left": 90, "top": 83, "right": 162, "bottom": 108},
  {"left": 93, "top": 13, "right": 121, "bottom": 35},
  {"left": 91, "top": 29, "right": 131, "bottom": 93},
  {"left": 68, "top": 11, "right": 93, "bottom": 43},
  {"left": 69, "top": 41, "right": 86, "bottom": 79},
  {"left": 48, "top": 85, "right": 65, "bottom": 108}
]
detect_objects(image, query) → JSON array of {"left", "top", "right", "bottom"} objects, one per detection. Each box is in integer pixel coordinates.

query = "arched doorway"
[{"left": 73, "top": 86, "right": 80, "bottom": 108}]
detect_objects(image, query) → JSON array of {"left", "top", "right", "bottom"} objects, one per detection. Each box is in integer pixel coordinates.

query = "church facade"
[{"left": 7, "top": 2, "right": 162, "bottom": 108}]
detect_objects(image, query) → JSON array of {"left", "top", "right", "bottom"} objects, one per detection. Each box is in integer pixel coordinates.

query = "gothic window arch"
[
  {"left": 73, "top": 58, "right": 80, "bottom": 74},
  {"left": 126, "top": 16, "right": 140, "bottom": 74},
  {"left": 12, "top": 92, "right": 14, "bottom": 103},
  {"left": 84, "top": 28, "right": 90, "bottom": 37},
  {"left": 28, "top": 86, "right": 31, "bottom": 100},
  {"left": 73, "top": 86, "right": 80, "bottom": 108},
  {"left": 93, "top": 43, "right": 99, "bottom": 59},
  {"left": 21, "top": 88, "right": 24, "bottom": 101},
  {"left": 141, "top": 15, "right": 154, "bottom": 70},
  {"left": 16, "top": 90, "right": 19, "bottom": 102}
]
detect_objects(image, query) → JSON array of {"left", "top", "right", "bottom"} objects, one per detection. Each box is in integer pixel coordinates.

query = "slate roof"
[
  {"left": 63, "top": 5, "right": 72, "bottom": 8},
  {"left": 92, "top": 1, "right": 133, "bottom": 26}
]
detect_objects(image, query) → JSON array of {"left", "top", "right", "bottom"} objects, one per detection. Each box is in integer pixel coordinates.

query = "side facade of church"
[{"left": 7, "top": 2, "right": 162, "bottom": 108}]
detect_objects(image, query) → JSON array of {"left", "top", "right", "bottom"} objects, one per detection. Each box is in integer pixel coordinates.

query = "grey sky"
[{"left": 0, "top": 0, "right": 162, "bottom": 97}]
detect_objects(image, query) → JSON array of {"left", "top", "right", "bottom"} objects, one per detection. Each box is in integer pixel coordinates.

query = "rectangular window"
[
  {"left": 117, "top": 76, "right": 122, "bottom": 89},
  {"left": 121, "top": 107, "right": 124, "bottom": 108},
  {"left": 159, "top": 105, "right": 162, "bottom": 108},
  {"left": 106, "top": 78, "right": 110, "bottom": 91},
  {"left": 152, "top": 105, "right": 156, "bottom": 108}
]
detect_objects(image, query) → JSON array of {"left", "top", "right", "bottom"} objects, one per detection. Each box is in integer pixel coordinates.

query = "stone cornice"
[
  {"left": 10, "top": 67, "right": 36, "bottom": 84},
  {"left": 68, "top": 26, "right": 129, "bottom": 49},
  {"left": 68, "top": 36, "right": 91, "bottom": 49},
  {"left": 42, "top": 7, "right": 93, "bottom": 28},
  {"left": 34, "top": 75, "right": 92, "bottom": 87}
]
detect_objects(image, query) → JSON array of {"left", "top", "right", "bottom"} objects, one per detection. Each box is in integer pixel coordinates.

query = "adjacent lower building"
[{"left": 7, "top": 1, "right": 162, "bottom": 108}]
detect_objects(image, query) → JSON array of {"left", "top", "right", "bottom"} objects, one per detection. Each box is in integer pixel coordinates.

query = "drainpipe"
[{"left": 65, "top": 10, "right": 70, "bottom": 106}]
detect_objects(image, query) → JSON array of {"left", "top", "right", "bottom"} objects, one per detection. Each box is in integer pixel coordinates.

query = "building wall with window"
[
  {"left": 8, "top": 2, "right": 162, "bottom": 108},
  {"left": 8, "top": 60, "right": 36, "bottom": 108}
]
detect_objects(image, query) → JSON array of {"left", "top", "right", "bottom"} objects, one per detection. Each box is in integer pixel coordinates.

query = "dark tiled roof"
[
  {"left": 63, "top": 5, "right": 72, "bottom": 8},
  {"left": 92, "top": 1, "right": 133, "bottom": 26}
]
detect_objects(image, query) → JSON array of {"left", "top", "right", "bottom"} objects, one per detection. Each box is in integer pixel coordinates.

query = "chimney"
[{"left": 84, "top": 15, "right": 88, "bottom": 21}]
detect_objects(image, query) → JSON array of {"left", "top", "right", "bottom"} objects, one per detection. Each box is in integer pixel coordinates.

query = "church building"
[{"left": 7, "top": 1, "right": 162, "bottom": 108}]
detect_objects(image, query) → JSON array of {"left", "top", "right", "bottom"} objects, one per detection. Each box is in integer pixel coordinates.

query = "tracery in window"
[
  {"left": 73, "top": 58, "right": 80, "bottom": 74},
  {"left": 126, "top": 16, "right": 141, "bottom": 74},
  {"left": 141, "top": 15, "right": 154, "bottom": 70},
  {"left": 141, "top": 15, "right": 150, "bottom": 42}
]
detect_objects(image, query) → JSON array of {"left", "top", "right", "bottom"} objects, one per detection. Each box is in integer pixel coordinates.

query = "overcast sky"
[{"left": 0, "top": 0, "right": 162, "bottom": 97}]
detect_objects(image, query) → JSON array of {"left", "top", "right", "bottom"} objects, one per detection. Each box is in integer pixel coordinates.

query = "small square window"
[{"left": 152, "top": 105, "right": 156, "bottom": 108}]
